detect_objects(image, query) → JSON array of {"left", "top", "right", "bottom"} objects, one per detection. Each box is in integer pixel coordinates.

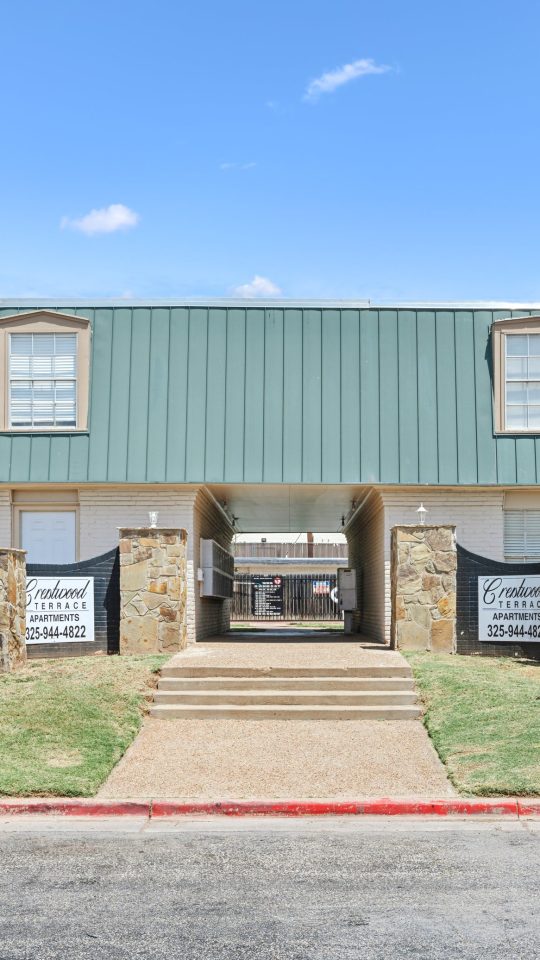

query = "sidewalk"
[
  {"left": 98, "top": 717, "right": 454, "bottom": 799},
  {"left": 98, "top": 636, "right": 454, "bottom": 800}
]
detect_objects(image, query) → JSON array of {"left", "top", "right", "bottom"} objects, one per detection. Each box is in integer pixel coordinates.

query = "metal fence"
[{"left": 232, "top": 573, "right": 341, "bottom": 621}]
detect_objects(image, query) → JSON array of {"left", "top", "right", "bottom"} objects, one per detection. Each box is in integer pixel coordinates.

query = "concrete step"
[
  {"left": 158, "top": 676, "right": 415, "bottom": 691},
  {"left": 149, "top": 703, "right": 422, "bottom": 720},
  {"left": 160, "top": 665, "right": 412, "bottom": 679},
  {"left": 152, "top": 689, "right": 418, "bottom": 706}
]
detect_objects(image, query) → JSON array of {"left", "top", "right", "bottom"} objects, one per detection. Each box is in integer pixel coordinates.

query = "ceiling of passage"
[{"left": 207, "top": 483, "right": 368, "bottom": 533}]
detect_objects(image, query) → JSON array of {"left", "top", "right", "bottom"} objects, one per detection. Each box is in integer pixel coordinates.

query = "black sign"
[{"left": 251, "top": 575, "right": 284, "bottom": 617}]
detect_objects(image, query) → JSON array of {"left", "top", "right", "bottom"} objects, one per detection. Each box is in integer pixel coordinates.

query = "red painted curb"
[
  {"left": 0, "top": 800, "right": 151, "bottom": 817},
  {"left": 0, "top": 798, "right": 531, "bottom": 818},
  {"left": 517, "top": 800, "right": 540, "bottom": 817},
  {"left": 151, "top": 798, "right": 520, "bottom": 818}
]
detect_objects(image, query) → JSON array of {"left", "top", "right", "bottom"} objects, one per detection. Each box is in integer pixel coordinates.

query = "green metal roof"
[{"left": 0, "top": 302, "right": 539, "bottom": 485}]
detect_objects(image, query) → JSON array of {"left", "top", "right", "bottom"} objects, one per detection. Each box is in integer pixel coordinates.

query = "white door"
[{"left": 20, "top": 511, "right": 76, "bottom": 564}]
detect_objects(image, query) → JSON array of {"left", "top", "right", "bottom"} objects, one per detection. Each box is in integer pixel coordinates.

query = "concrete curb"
[
  {"left": 0, "top": 800, "right": 150, "bottom": 817},
  {"left": 150, "top": 799, "right": 532, "bottom": 817},
  {"left": 0, "top": 798, "right": 539, "bottom": 817}
]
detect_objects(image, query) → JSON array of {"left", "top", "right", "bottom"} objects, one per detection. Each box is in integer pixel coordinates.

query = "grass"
[
  {"left": 0, "top": 655, "right": 167, "bottom": 797},
  {"left": 405, "top": 652, "right": 540, "bottom": 797}
]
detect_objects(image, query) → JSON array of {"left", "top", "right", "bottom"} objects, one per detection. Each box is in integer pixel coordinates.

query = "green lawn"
[
  {"left": 405, "top": 652, "right": 540, "bottom": 796},
  {"left": 0, "top": 655, "right": 167, "bottom": 797}
]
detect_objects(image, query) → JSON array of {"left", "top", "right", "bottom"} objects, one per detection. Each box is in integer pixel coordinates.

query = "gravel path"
[{"left": 99, "top": 718, "right": 454, "bottom": 799}]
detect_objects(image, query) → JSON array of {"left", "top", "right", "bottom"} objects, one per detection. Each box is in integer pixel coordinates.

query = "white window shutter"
[
  {"left": 53, "top": 335, "right": 77, "bottom": 377},
  {"left": 504, "top": 510, "right": 540, "bottom": 561}
]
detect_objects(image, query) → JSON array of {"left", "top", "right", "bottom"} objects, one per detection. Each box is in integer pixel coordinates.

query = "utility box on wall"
[
  {"left": 337, "top": 567, "right": 357, "bottom": 633},
  {"left": 337, "top": 567, "right": 357, "bottom": 612},
  {"left": 200, "top": 539, "right": 234, "bottom": 599}
]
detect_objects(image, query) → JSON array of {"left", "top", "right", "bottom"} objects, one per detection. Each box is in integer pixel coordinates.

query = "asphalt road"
[{"left": 1, "top": 819, "right": 539, "bottom": 959}]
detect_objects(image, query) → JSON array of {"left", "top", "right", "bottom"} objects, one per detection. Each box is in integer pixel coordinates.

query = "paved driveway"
[{"left": 1, "top": 819, "right": 539, "bottom": 958}]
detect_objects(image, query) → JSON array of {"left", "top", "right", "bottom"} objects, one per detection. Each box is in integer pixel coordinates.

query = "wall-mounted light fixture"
[{"left": 416, "top": 503, "right": 427, "bottom": 526}]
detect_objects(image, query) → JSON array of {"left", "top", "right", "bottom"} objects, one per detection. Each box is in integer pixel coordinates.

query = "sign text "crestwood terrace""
[{"left": 26, "top": 578, "right": 91, "bottom": 609}]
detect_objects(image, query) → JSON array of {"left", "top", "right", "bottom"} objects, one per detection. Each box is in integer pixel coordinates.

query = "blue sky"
[{"left": 1, "top": 0, "right": 540, "bottom": 302}]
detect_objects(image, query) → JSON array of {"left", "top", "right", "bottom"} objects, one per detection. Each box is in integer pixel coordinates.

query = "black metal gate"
[{"left": 232, "top": 573, "right": 340, "bottom": 621}]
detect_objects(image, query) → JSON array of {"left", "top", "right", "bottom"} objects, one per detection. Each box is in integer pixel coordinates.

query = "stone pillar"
[
  {"left": 119, "top": 528, "right": 188, "bottom": 655},
  {"left": 391, "top": 525, "right": 456, "bottom": 653},
  {"left": 0, "top": 548, "right": 27, "bottom": 672}
]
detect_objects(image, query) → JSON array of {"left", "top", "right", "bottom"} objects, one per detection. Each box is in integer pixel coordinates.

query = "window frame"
[
  {"left": 492, "top": 315, "right": 540, "bottom": 435},
  {"left": 11, "top": 489, "right": 80, "bottom": 560},
  {"left": 15, "top": 506, "right": 80, "bottom": 563},
  {"left": 0, "top": 311, "right": 91, "bottom": 433}
]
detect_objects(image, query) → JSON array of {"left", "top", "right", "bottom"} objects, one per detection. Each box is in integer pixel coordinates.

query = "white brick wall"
[
  {"left": 382, "top": 489, "right": 505, "bottom": 561},
  {"left": 192, "top": 487, "right": 234, "bottom": 641},
  {"left": 78, "top": 485, "right": 201, "bottom": 642},
  {"left": 381, "top": 488, "right": 505, "bottom": 641},
  {"left": 78, "top": 484, "right": 234, "bottom": 642},
  {"left": 0, "top": 490, "right": 11, "bottom": 547},
  {"left": 346, "top": 491, "right": 385, "bottom": 642},
  {"left": 346, "top": 487, "right": 506, "bottom": 644},
  {"left": 77, "top": 485, "right": 236, "bottom": 642},
  {"left": 78, "top": 486, "right": 199, "bottom": 558}
]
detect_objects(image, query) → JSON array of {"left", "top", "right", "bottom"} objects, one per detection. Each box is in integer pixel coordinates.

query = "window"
[
  {"left": 504, "top": 510, "right": 540, "bottom": 562},
  {"left": 9, "top": 333, "right": 77, "bottom": 428},
  {"left": 505, "top": 334, "right": 540, "bottom": 431},
  {"left": 0, "top": 310, "right": 90, "bottom": 431},
  {"left": 492, "top": 316, "right": 540, "bottom": 434}
]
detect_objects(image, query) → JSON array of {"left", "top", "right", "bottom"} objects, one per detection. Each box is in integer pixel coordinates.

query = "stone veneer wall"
[
  {"left": 119, "top": 528, "right": 188, "bottom": 654},
  {"left": 0, "top": 548, "right": 26, "bottom": 672},
  {"left": 391, "top": 525, "right": 456, "bottom": 653}
]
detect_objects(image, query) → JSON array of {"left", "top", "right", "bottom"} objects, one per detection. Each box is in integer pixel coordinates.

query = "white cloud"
[
  {"left": 233, "top": 275, "right": 282, "bottom": 299},
  {"left": 220, "top": 161, "right": 256, "bottom": 171},
  {"left": 60, "top": 203, "right": 140, "bottom": 235},
  {"left": 304, "top": 57, "right": 390, "bottom": 101}
]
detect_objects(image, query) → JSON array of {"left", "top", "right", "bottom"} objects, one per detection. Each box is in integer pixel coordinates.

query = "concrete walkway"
[
  {"left": 166, "top": 632, "right": 408, "bottom": 670},
  {"left": 99, "top": 635, "right": 455, "bottom": 800}
]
